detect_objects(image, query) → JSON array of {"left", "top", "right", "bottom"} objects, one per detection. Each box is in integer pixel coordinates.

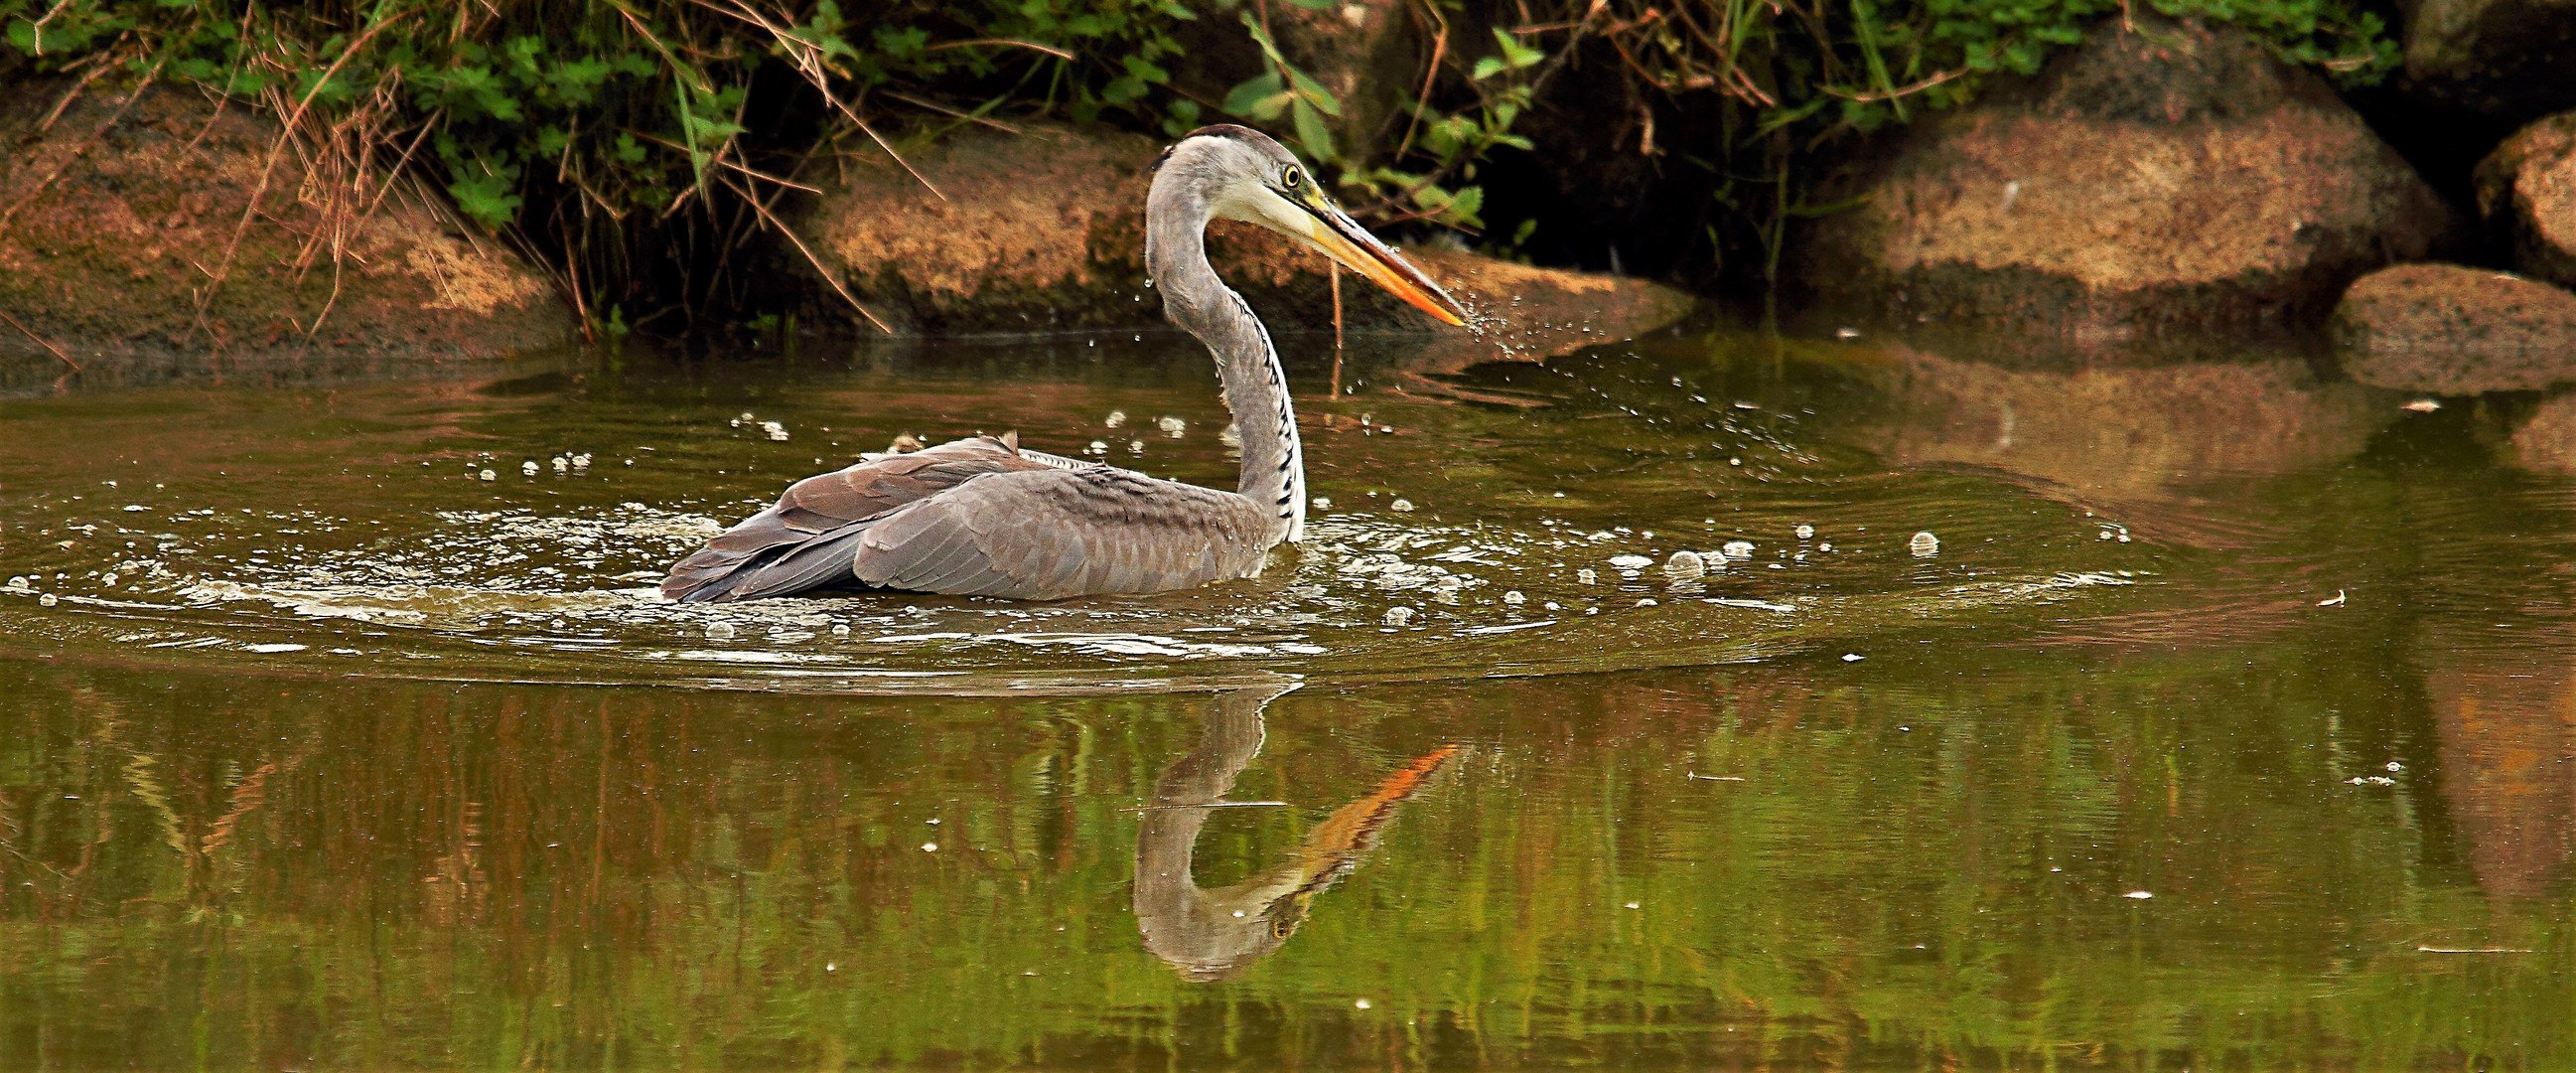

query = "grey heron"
[
  {"left": 661, "top": 124, "right": 1468, "bottom": 602},
  {"left": 1134, "top": 684, "right": 1459, "bottom": 981}
]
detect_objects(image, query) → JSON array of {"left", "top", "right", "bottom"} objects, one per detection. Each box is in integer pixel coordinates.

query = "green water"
[{"left": 1, "top": 327, "right": 2568, "bottom": 1070}]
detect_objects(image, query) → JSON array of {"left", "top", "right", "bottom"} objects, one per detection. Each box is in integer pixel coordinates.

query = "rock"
[
  {"left": 2332, "top": 263, "right": 2576, "bottom": 392},
  {"left": 2507, "top": 390, "right": 2576, "bottom": 470},
  {"left": 1797, "top": 14, "right": 2456, "bottom": 344},
  {"left": 1855, "top": 347, "right": 2393, "bottom": 547},
  {"left": 2397, "top": 0, "right": 2576, "bottom": 124},
  {"left": 792, "top": 120, "right": 1693, "bottom": 352},
  {"left": 0, "top": 80, "right": 575, "bottom": 373},
  {"left": 2473, "top": 111, "right": 2576, "bottom": 287}
]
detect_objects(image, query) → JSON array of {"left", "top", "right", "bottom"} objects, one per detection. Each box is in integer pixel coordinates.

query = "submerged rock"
[
  {"left": 2506, "top": 391, "right": 2576, "bottom": 472},
  {"left": 2473, "top": 111, "right": 2576, "bottom": 288},
  {"left": 790, "top": 120, "right": 1691, "bottom": 348},
  {"left": 2332, "top": 263, "right": 2576, "bottom": 393},
  {"left": 0, "top": 81, "right": 574, "bottom": 371},
  {"left": 1797, "top": 15, "right": 2455, "bottom": 344}
]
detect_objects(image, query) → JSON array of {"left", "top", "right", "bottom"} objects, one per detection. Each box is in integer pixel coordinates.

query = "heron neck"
[{"left": 1147, "top": 199, "right": 1307, "bottom": 544}]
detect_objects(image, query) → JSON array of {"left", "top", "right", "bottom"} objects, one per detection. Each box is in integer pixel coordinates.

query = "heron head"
[{"left": 1158, "top": 125, "right": 1469, "bottom": 327}]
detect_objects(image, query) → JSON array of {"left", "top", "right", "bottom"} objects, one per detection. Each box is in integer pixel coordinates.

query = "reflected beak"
[{"left": 1295, "top": 202, "right": 1469, "bottom": 327}]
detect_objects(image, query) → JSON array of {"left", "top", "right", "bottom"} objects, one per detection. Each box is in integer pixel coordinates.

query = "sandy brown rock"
[
  {"left": 793, "top": 120, "right": 1693, "bottom": 351},
  {"left": 2420, "top": 646, "right": 2576, "bottom": 898},
  {"left": 2332, "top": 263, "right": 2576, "bottom": 392},
  {"left": 2473, "top": 111, "right": 2576, "bottom": 287},
  {"left": 1798, "top": 15, "right": 2455, "bottom": 345},
  {"left": 1852, "top": 347, "right": 2393, "bottom": 547},
  {"left": 2507, "top": 390, "right": 2576, "bottom": 470},
  {"left": 2398, "top": 0, "right": 2576, "bottom": 122},
  {"left": 0, "top": 80, "right": 575, "bottom": 373}
]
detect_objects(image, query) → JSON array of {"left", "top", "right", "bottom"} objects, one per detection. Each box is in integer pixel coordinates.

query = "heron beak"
[{"left": 1295, "top": 201, "right": 1470, "bottom": 327}]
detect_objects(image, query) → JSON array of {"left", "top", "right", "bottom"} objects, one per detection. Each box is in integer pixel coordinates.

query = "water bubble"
[
  {"left": 2385, "top": 761, "right": 2404, "bottom": 772},
  {"left": 1663, "top": 550, "right": 1705, "bottom": 578},
  {"left": 479, "top": 469, "right": 498, "bottom": 482},
  {"left": 551, "top": 456, "right": 569, "bottom": 472},
  {"left": 831, "top": 624, "right": 851, "bottom": 636},
  {"left": 1818, "top": 542, "right": 1833, "bottom": 552},
  {"left": 520, "top": 460, "right": 539, "bottom": 477},
  {"left": 922, "top": 843, "right": 938, "bottom": 852},
  {"left": 40, "top": 593, "right": 59, "bottom": 607},
  {"left": 1909, "top": 532, "right": 1940, "bottom": 557},
  {"left": 1311, "top": 497, "right": 1333, "bottom": 511},
  {"left": 5, "top": 576, "right": 25, "bottom": 590},
  {"left": 1636, "top": 598, "right": 1657, "bottom": 607},
  {"left": 1793, "top": 524, "right": 1814, "bottom": 540},
  {"left": 100, "top": 573, "right": 117, "bottom": 587},
  {"left": 1503, "top": 590, "right": 1525, "bottom": 605},
  {"left": 1157, "top": 415, "right": 1187, "bottom": 437},
  {"left": 2122, "top": 890, "right": 2153, "bottom": 900},
  {"left": 1086, "top": 440, "right": 1109, "bottom": 456},
  {"left": 571, "top": 453, "right": 592, "bottom": 470},
  {"left": 1128, "top": 440, "right": 1146, "bottom": 454},
  {"left": 1389, "top": 499, "right": 1415, "bottom": 513},
  {"left": 761, "top": 420, "right": 789, "bottom": 442},
  {"left": 1382, "top": 606, "right": 1414, "bottom": 627},
  {"left": 1609, "top": 554, "right": 1651, "bottom": 569},
  {"left": 1721, "top": 540, "right": 1755, "bottom": 560},
  {"left": 1575, "top": 568, "right": 1597, "bottom": 584},
  {"left": 122, "top": 504, "right": 147, "bottom": 513},
  {"left": 706, "top": 622, "right": 736, "bottom": 640}
]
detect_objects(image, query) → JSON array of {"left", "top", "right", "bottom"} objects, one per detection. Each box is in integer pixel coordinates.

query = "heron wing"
[
  {"left": 663, "top": 436, "right": 1277, "bottom": 602},
  {"left": 851, "top": 467, "right": 1275, "bottom": 600},
  {"left": 661, "top": 435, "right": 1052, "bottom": 601}
]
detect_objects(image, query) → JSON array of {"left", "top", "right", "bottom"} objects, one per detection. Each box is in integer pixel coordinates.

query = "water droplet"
[
  {"left": 479, "top": 469, "right": 498, "bottom": 482},
  {"left": 1842, "top": 653, "right": 1864, "bottom": 663},
  {"left": 1910, "top": 532, "right": 1939, "bottom": 557},
  {"left": 1355, "top": 999, "right": 1371, "bottom": 1010},
  {"left": 1105, "top": 410, "right": 1127, "bottom": 427},
  {"left": 1382, "top": 606, "right": 1414, "bottom": 627},
  {"left": 100, "top": 573, "right": 117, "bottom": 587},
  {"left": 706, "top": 622, "right": 735, "bottom": 640},
  {"left": 2122, "top": 890, "right": 2152, "bottom": 899},
  {"left": 1722, "top": 540, "right": 1755, "bottom": 560},
  {"left": 1389, "top": 499, "right": 1415, "bottom": 513},
  {"left": 1663, "top": 550, "right": 1704, "bottom": 578},
  {"left": 551, "top": 456, "right": 569, "bottom": 472},
  {"left": 1575, "top": 568, "right": 1597, "bottom": 584},
  {"left": 1311, "top": 497, "right": 1333, "bottom": 511},
  {"left": 922, "top": 843, "right": 938, "bottom": 852},
  {"left": 1610, "top": 554, "right": 1651, "bottom": 569},
  {"left": 39, "top": 593, "right": 59, "bottom": 607},
  {"left": 1503, "top": 590, "right": 1525, "bottom": 605},
  {"left": 1157, "top": 415, "right": 1187, "bottom": 437},
  {"left": 1793, "top": 524, "right": 1814, "bottom": 540}
]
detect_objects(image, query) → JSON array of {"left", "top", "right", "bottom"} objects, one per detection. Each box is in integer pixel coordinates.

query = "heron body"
[{"left": 661, "top": 125, "right": 1465, "bottom": 603}]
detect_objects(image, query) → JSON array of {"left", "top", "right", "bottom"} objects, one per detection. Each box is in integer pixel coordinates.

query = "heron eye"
[{"left": 1281, "top": 167, "right": 1302, "bottom": 190}]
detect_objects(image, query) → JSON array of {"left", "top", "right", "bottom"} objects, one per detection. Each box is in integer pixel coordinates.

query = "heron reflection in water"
[
  {"left": 663, "top": 125, "right": 1470, "bottom": 602},
  {"left": 1134, "top": 684, "right": 1460, "bottom": 981}
]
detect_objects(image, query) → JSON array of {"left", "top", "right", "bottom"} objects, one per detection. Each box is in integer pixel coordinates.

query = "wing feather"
[{"left": 665, "top": 435, "right": 1277, "bottom": 602}]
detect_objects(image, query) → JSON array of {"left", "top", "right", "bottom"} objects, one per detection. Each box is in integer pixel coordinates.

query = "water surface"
[{"left": 2, "top": 326, "right": 2568, "bottom": 1069}]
